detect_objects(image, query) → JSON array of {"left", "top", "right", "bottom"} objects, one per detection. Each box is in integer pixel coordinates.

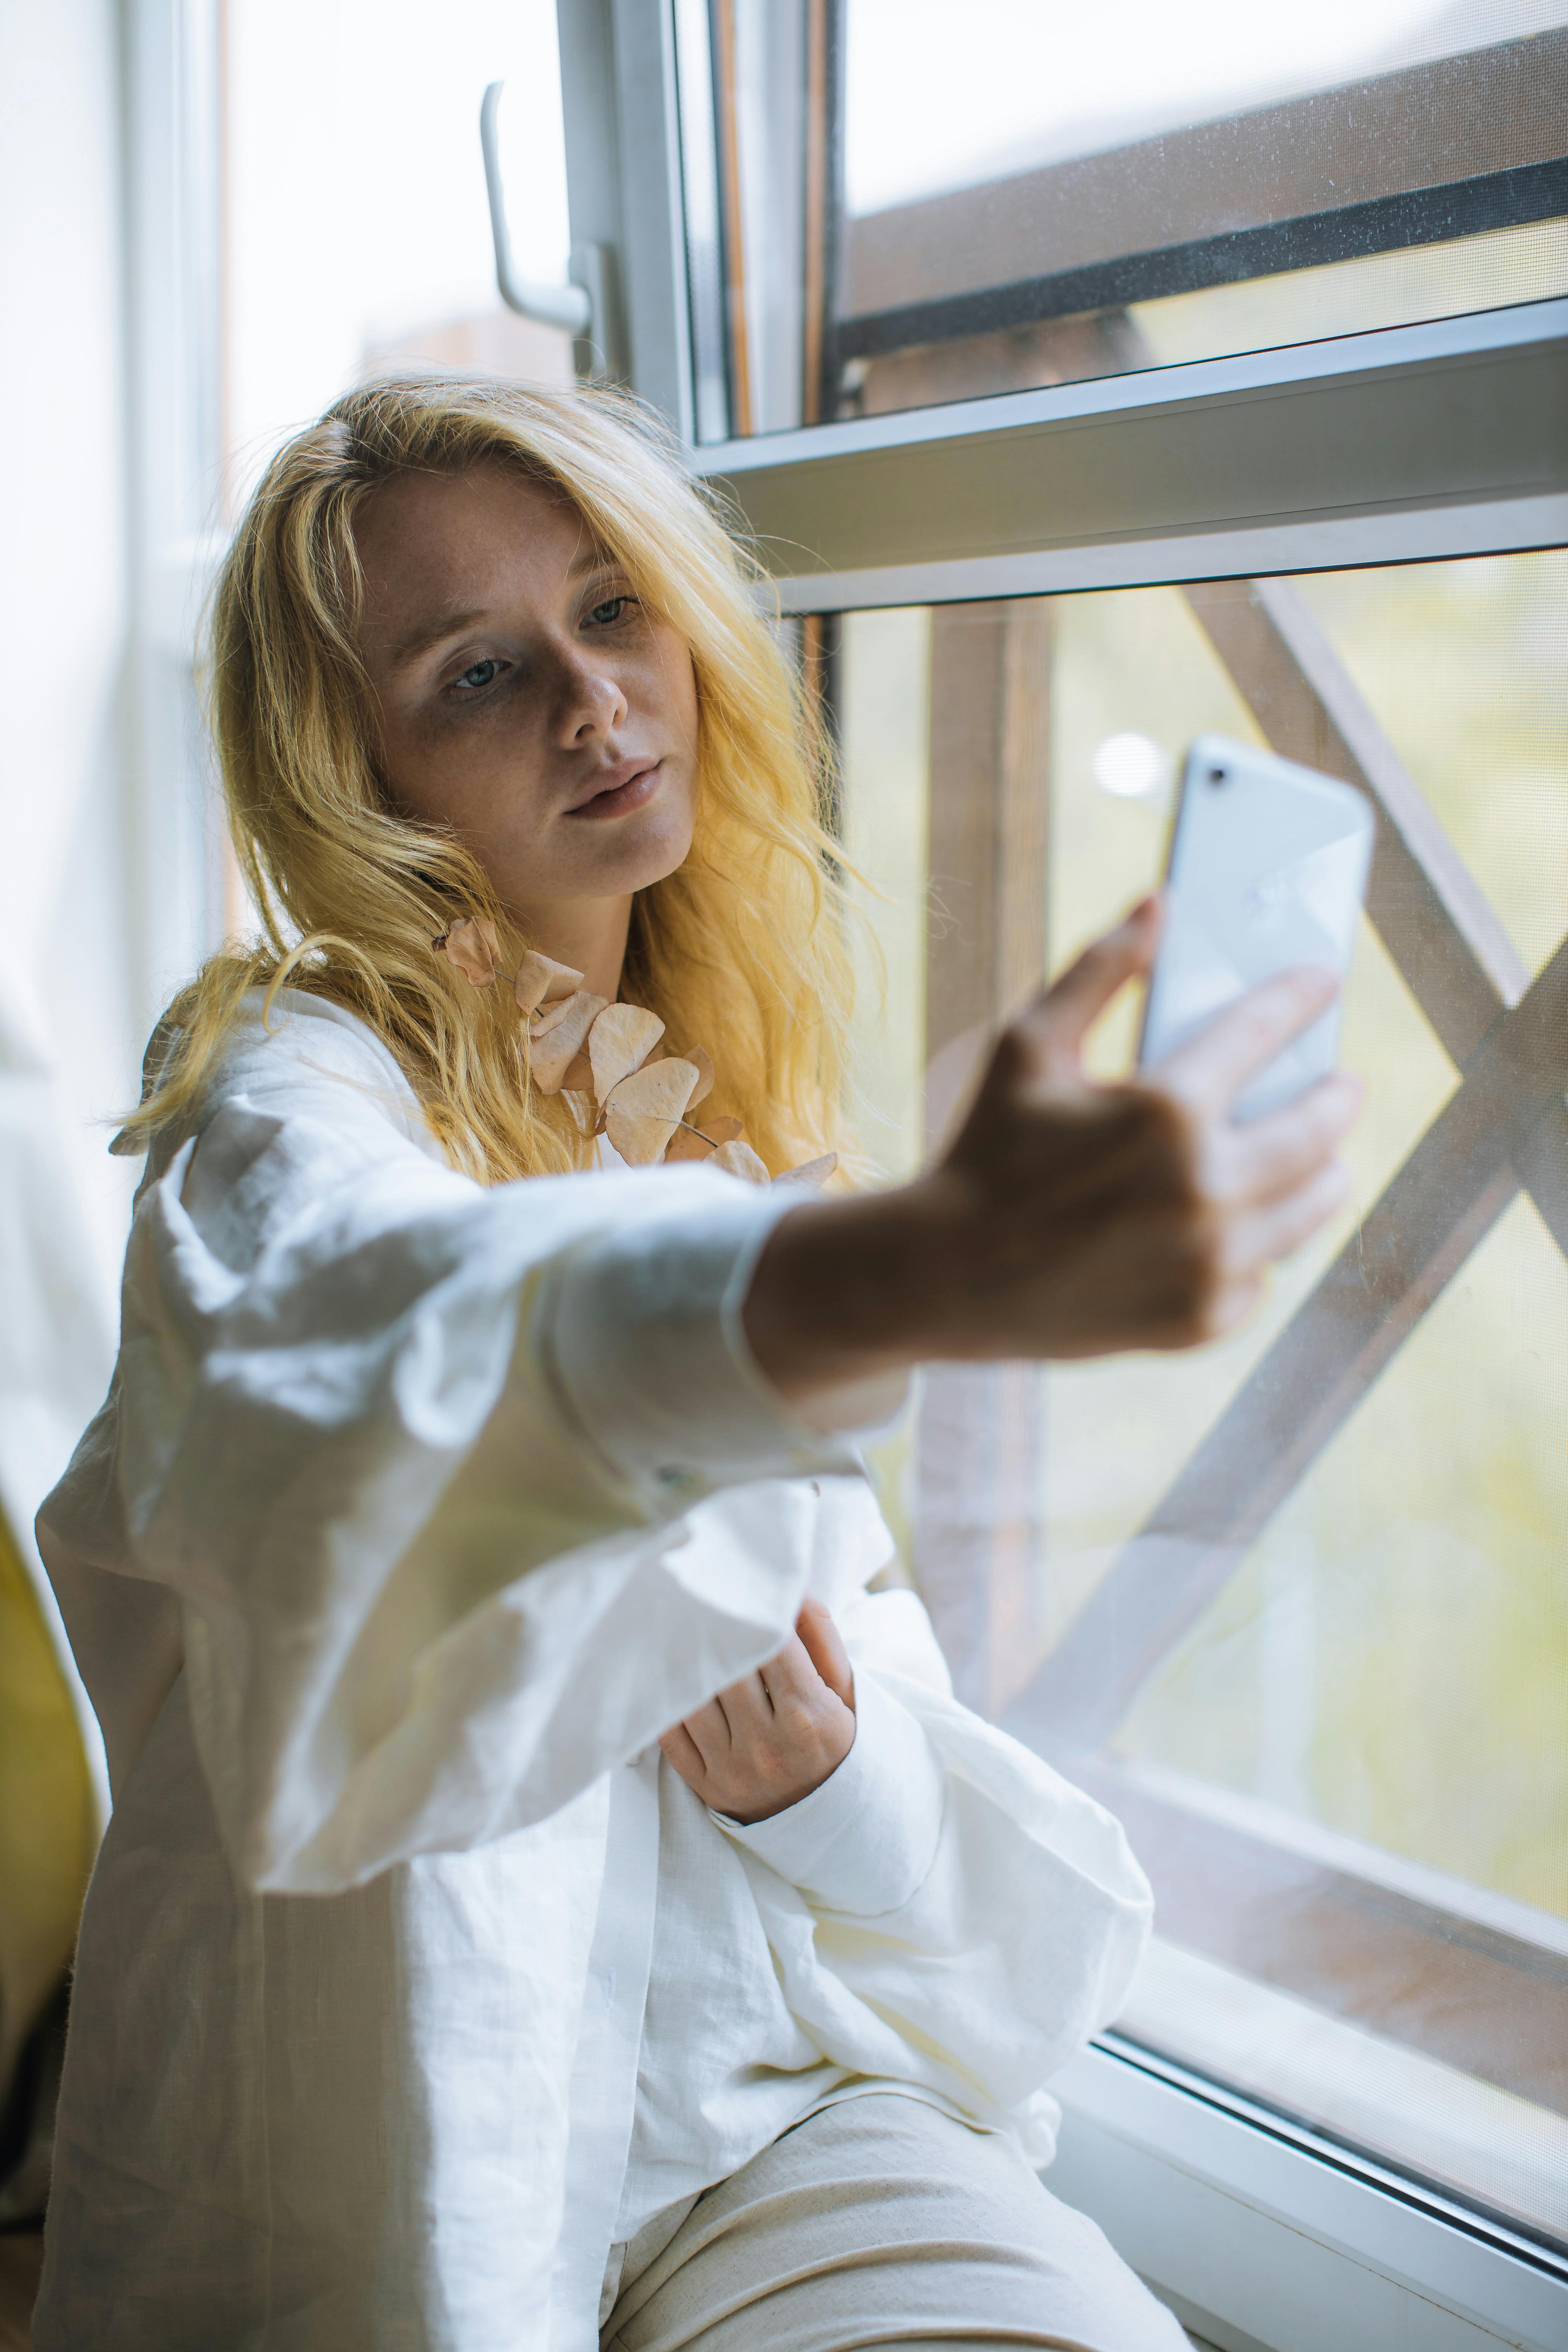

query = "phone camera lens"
[{"left": 1207, "top": 765, "right": 1228, "bottom": 786}]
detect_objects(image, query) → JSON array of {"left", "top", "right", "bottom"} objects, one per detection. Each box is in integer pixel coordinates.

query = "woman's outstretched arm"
[{"left": 744, "top": 898, "right": 1359, "bottom": 1418}]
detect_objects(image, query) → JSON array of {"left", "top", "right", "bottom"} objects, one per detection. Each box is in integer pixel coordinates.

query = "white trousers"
[{"left": 601, "top": 2093, "right": 1189, "bottom": 2352}]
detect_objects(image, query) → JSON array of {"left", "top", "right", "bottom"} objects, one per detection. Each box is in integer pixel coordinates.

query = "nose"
[{"left": 549, "top": 636, "right": 627, "bottom": 750}]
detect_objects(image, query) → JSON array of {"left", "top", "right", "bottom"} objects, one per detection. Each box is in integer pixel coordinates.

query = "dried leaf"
[
  {"left": 530, "top": 993, "right": 581, "bottom": 1042},
  {"left": 604, "top": 1058, "right": 698, "bottom": 1165},
  {"left": 775, "top": 1152, "right": 838, "bottom": 1191},
  {"left": 513, "top": 949, "right": 584, "bottom": 1017},
  {"left": 674, "top": 1045, "right": 714, "bottom": 1110},
  {"left": 664, "top": 1112, "right": 741, "bottom": 1162},
  {"left": 711, "top": 1137, "right": 770, "bottom": 1186},
  {"left": 529, "top": 992, "right": 607, "bottom": 1092},
  {"left": 439, "top": 916, "right": 501, "bottom": 987},
  {"left": 664, "top": 1124, "right": 717, "bottom": 1163},
  {"left": 589, "top": 1003, "right": 665, "bottom": 1103},
  {"left": 559, "top": 1049, "right": 594, "bottom": 1092}
]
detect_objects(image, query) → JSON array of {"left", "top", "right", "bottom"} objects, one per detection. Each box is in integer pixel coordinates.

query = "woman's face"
[{"left": 353, "top": 463, "right": 700, "bottom": 931}]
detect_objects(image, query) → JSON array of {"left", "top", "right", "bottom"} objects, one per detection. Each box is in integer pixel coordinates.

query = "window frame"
[
  {"left": 690, "top": 302, "right": 1568, "bottom": 609},
  {"left": 126, "top": 0, "right": 233, "bottom": 1026},
  {"left": 1051, "top": 2040, "right": 1568, "bottom": 2352},
  {"left": 556, "top": 7, "right": 1568, "bottom": 2342}
]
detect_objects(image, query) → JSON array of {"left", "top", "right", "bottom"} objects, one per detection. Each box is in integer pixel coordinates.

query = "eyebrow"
[
  {"left": 390, "top": 607, "right": 489, "bottom": 667},
  {"left": 388, "top": 549, "right": 621, "bottom": 670}
]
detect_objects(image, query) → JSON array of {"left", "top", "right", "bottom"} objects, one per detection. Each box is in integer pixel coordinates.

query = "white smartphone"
[{"left": 1138, "top": 733, "right": 1374, "bottom": 1121}]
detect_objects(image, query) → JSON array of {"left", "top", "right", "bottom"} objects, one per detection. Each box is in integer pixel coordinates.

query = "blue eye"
[
  {"left": 587, "top": 597, "right": 627, "bottom": 626},
  {"left": 455, "top": 658, "right": 500, "bottom": 692}
]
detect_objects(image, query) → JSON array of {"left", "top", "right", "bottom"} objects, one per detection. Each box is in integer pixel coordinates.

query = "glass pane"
[
  {"left": 225, "top": 0, "right": 572, "bottom": 506},
  {"left": 834, "top": 546, "right": 1568, "bottom": 2250},
  {"left": 683, "top": 0, "right": 1568, "bottom": 438},
  {"left": 1296, "top": 553, "right": 1568, "bottom": 979}
]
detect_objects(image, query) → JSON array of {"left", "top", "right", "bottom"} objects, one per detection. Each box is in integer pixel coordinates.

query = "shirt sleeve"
[
  {"left": 711, "top": 1671, "right": 946, "bottom": 1916},
  {"left": 547, "top": 1184, "right": 852, "bottom": 1492},
  {"left": 35, "top": 1003, "right": 872, "bottom": 1896}
]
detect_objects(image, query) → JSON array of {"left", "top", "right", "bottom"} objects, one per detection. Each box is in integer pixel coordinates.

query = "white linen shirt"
[{"left": 33, "top": 993, "right": 1152, "bottom": 2352}]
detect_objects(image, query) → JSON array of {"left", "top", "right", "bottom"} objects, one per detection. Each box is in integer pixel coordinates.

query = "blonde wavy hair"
[{"left": 122, "top": 372, "right": 857, "bottom": 1183}]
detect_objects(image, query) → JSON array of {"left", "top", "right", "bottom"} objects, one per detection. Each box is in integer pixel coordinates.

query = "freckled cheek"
[
  {"left": 388, "top": 716, "right": 552, "bottom": 839},
  {"left": 635, "top": 633, "right": 699, "bottom": 735}
]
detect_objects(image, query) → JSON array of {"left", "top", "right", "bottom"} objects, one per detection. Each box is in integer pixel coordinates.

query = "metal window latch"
[{"left": 480, "top": 81, "right": 623, "bottom": 381}]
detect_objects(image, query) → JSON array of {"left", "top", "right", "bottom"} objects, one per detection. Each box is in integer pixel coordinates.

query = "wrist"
[
  {"left": 722, "top": 1713, "right": 856, "bottom": 1825},
  {"left": 741, "top": 1181, "right": 953, "bottom": 1407}
]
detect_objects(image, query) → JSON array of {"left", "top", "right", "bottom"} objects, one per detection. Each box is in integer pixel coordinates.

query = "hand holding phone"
[
  {"left": 746, "top": 892, "right": 1364, "bottom": 1401},
  {"left": 1139, "top": 733, "right": 1374, "bottom": 1119}
]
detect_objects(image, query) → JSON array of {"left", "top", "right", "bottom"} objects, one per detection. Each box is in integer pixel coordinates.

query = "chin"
[{"left": 590, "top": 794, "right": 696, "bottom": 895}]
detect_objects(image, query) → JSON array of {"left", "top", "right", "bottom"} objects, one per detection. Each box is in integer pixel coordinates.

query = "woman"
[{"left": 35, "top": 376, "right": 1354, "bottom": 2351}]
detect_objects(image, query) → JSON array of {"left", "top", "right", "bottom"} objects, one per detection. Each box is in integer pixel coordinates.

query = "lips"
[{"left": 565, "top": 759, "right": 663, "bottom": 821}]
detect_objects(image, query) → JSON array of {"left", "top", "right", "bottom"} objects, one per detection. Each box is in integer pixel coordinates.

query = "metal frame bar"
[
  {"left": 838, "top": 159, "right": 1568, "bottom": 367},
  {"left": 125, "top": 0, "right": 228, "bottom": 1030},
  {"left": 697, "top": 302, "right": 1568, "bottom": 611},
  {"left": 556, "top": 0, "right": 695, "bottom": 435},
  {"left": 752, "top": 492, "right": 1568, "bottom": 612},
  {"left": 700, "top": 293, "right": 1568, "bottom": 477}
]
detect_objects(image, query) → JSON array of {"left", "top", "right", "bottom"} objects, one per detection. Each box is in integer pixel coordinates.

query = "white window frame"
[
  {"left": 1050, "top": 2039, "right": 1568, "bottom": 2352},
  {"left": 126, "top": 0, "right": 232, "bottom": 1027},
  {"left": 555, "top": 9, "right": 1568, "bottom": 2348}
]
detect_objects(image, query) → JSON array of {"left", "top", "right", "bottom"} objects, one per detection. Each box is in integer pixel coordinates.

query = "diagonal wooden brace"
[
  {"left": 1182, "top": 573, "right": 1568, "bottom": 1253},
  {"left": 1004, "top": 936, "right": 1568, "bottom": 1753}
]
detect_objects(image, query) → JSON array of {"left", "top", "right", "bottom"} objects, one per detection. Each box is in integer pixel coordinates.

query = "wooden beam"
[
  {"left": 916, "top": 600, "right": 1051, "bottom": 1711},
  {"left": 923, "top": 601, "right": 1052, "bottom": 1058}
]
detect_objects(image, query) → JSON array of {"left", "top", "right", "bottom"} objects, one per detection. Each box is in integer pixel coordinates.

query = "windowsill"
[
  {"left": 1047, "top": 2039, "right": 1568, "bottom": 2352},
  {"left": 1120, "top": 1937, "right": 1568, "bottom": 2245}
]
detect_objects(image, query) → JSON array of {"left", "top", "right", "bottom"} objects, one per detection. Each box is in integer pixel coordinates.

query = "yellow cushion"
[{"left": 0, "top": 1517, "right": 96, "bottom": 2096}]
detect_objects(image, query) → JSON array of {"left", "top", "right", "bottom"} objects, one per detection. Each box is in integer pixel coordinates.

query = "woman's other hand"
[
  {"left": 744, "top": 896, "right": 1362, "bottom": 1409},
  {"left": 659, "top": 1598, "right": 855, "bottom": 1823}
]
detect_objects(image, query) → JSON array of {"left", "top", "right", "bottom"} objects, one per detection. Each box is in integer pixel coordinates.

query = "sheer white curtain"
[{"left": 0, "top": 0, "right": 156, "bottom": 1815}]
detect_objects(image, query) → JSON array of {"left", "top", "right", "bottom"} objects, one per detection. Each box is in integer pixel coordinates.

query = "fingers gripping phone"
[{"left": 1139, "top": 734, "right": 1375, "bottom": 1121}]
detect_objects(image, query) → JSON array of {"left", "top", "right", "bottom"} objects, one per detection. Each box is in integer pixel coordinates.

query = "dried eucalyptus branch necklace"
[{"left": 433, "top": 916, "right": 835, "bottom": 1188}]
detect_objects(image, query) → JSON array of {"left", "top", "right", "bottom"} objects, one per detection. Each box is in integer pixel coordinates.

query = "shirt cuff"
[
  {"left": 714, "top": 1672, "right": 945, "bottom": 1916},
  {"left": 546, "top": 1166, "right": 864, "bottom": 1501}
]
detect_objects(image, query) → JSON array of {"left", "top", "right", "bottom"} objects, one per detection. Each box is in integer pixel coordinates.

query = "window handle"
[{"left": 480, "top": 80, "right": 593, "bottom": 339}]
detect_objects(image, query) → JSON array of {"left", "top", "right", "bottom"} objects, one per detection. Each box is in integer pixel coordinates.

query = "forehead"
[{"left": 354, "top": 463, "right": 604, "bottom": 643}]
